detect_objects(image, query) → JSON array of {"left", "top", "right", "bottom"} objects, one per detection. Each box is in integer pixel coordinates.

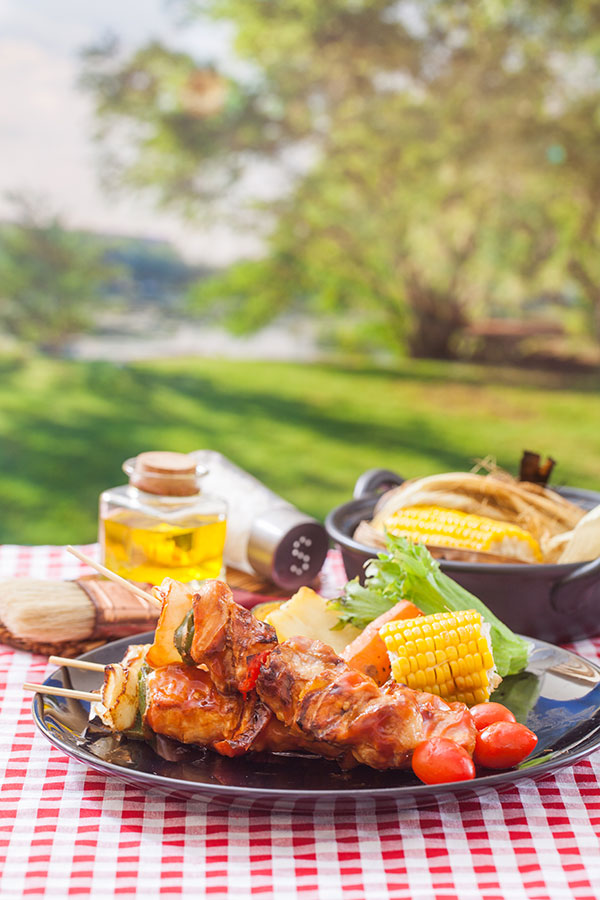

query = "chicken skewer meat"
[
  {"left": 255, "top": 636, "right": 476, "bottom": 769},
  {"left": 144, "top": 663, "right": 271, "bottom": 757},
  {"left": 95, "top": 651, "right": 346, "bottom": 760},
  {"left": 184, "top": 581, "right": 475, "bottom": 764},
  {"left": 100, "top": 579, "right": 476, "bottom": 769},
  {"left": 146, "top": 577, "right": 278, "bottom": 695},
  {"left": 172, "top": 579, "right": 278, "bottom": 695}
]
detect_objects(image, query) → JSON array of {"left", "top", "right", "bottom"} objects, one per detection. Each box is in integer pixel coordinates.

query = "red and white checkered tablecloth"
[{"left": 1, "top": 545, "right": 599, "bottom": 900}]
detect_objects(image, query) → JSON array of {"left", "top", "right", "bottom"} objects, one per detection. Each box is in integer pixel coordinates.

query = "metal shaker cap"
[{"left": 247, "top": 507, "right": 329, "bottom": 590}]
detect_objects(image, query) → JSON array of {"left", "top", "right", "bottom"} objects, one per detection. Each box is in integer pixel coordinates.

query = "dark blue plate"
[{"left": 32, "top": 632, "right": 600, "bottom": 812}]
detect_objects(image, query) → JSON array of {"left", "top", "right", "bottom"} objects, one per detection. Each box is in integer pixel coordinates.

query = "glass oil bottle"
[{"left": 99, "top": 451, "right": 227, "bottom": 584}]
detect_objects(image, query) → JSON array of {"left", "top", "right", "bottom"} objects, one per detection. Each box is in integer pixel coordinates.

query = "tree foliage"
[
  {"left": 81, "top": 1, "right": 600, "bottom": 357},
  {"left": 0, "top": 195, "right": 113, "bottom": 353}
]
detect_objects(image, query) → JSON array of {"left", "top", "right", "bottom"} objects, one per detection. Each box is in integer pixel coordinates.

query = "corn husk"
[
  {"left": 371, "top": 473, "right": 584, "bottom": 547},
  {"left": 557, "top": 504, "right": 600, "bottom": 563},
  {"left": 541, "top": 531, "right": 573, "bottom": 563}
]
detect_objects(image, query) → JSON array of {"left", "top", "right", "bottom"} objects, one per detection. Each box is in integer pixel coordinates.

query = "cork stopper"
[{"left": 123, "top": 451, "right": 206, "bottom": 497}]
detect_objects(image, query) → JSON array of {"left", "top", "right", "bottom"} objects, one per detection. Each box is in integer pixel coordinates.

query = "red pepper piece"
[{"left": 238, "top": 649, "right": 273, "bottom": 696}]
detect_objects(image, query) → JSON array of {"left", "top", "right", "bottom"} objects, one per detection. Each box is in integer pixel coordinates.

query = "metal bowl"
[{"left": 325, "top": 468, "right": 600, "bottom": 644}]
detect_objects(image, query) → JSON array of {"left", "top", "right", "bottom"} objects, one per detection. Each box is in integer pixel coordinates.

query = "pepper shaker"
[{"left": 191, "top": 450, "right": 329, "bottom": 590}]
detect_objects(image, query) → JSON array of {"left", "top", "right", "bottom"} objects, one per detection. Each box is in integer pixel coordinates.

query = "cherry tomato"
[
  {"left": 412, "top": 738, "right": 476, "bottom": 785},
  {"left": 474, "top": 722, "right": 538, "bottom": 770},
  {"left": 470, "top": 702, "right": 516, "bottom": 731}
]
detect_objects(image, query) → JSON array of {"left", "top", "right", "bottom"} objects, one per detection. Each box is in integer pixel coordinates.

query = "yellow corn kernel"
[
  {"left": 380, "top": 609, "right": 496, "bottom": 706},
  {"left": 383, "top": 505, "right": 542, "bottom": 562}
]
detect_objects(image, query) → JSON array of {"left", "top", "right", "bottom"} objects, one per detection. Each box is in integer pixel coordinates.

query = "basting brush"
[
  {"left": 1, "top": 546, "right": 285, "bottom": 655},
  {"left": 0, "top": 574, "right": 160, "bottom": 654}
]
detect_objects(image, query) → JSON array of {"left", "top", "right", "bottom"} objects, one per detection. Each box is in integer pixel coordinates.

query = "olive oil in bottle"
[{"left": 99, "top": 451, "right": 227, "bottom": 584}]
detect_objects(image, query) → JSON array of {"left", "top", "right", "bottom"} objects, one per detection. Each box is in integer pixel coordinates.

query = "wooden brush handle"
[{"left": 76, "top": 576, "right": 159, "bottom": 639}]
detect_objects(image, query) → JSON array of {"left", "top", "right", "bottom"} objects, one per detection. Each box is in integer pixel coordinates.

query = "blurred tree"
[
  {"left": 80, "top": 1, "right": 600, "bottom": 358},
  {"left": 101, "top": 236, "right": 209, "bottom": 308},
  {"left": 0, "top": 194, "right": 114, "bottom": 354}
]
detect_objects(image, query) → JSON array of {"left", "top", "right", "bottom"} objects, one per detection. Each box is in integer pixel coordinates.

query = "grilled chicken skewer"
[
  {"left": 94, "top": 648, "right": 346, "bottom": 760},
  {"left": 175, "top": 579, "right": 277, "bottom": 695},
  {"left": 256, "top": 635, "right": 476, "bottom": 769},
  {"left": 37, "top": 577, "right": 476, "bottom": 769},
  {"left": 129, "top": 579, "right": 477, "bottom": 767}
]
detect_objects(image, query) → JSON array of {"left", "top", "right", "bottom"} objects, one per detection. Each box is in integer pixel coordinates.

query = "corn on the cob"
[
  {"left": 383, "top": 505, "right": 542, "bottom": 562},
  {"left": 380, "top": 609, "right": 497, "bottom": 706}
]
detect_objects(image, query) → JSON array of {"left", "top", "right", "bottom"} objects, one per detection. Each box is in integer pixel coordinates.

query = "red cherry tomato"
[
  {"left": 474, "top": 722, "right": 538, "bottom": 770},
  {"left": 470, "top": 702, "right": 516, "bottom": 731},
  {"left": 412, "top": 738, "right": 476, "bottom": 785}
]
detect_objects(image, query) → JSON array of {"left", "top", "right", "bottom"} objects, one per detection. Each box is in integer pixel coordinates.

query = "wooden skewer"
[
  {"left": 66, "top": 546, "right": 160, "bottom": 609},
  {"left": 23, "top": 682, "right": 100, "bottom": 703},
  {"left": 49, "top": 655, "right": 106, "bottom": 673}
]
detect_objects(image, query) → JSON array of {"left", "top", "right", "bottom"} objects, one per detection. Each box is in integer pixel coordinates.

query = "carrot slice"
[{"left": 341, "top": 599, "right": 421, "bottom": 685}]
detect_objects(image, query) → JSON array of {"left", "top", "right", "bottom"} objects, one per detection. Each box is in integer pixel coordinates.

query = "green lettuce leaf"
[{"left": 332, "top": 533, "right": 530, "bottom": 677}]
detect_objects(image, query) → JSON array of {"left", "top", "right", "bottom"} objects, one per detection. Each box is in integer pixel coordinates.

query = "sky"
[{"left": 0, "top": 0, "right": 262, "bottom": 263}]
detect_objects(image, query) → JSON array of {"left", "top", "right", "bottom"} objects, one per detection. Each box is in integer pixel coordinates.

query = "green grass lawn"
[{"left": 1, "top": 354, "right": 599, "bottom": 544}]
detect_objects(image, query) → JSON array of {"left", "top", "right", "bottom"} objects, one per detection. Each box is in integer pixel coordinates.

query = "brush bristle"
[{"left": 0, "top": 579, "right": 95, "bottom": 642}]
